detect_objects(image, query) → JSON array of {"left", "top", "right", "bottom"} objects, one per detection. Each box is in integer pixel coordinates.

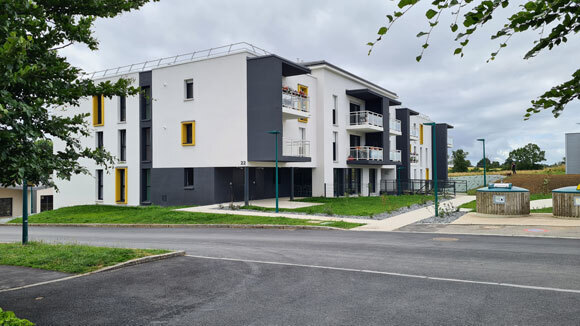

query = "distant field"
[
  {"left": 502, "top": 174, "right": 580, "bottom": 194},
  {"left": 449, "top": 165, "right": 566, "bottom": 177}
]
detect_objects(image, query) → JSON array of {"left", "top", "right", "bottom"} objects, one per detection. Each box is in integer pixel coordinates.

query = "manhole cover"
[
  {"left": 432, "top": 237, "right": 459, "bottom": 242},
  {"left": 525, "top": 228, "right": 548, "bottom": 233}
]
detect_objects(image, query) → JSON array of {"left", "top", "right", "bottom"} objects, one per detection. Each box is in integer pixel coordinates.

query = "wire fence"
[{"left": 319, "top": 179, "right": 467, "bottom": 198}]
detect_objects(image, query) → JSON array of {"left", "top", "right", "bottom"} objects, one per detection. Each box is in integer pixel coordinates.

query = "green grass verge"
[
  {"left": 10, "top": 205, "right": 362, "bottom": 229},
  {"left": 459, "top": 193, "right": 553, "bottom": 211},
  {"left": 0, "top": 242, "right": 168, "bottom": 274},
  {"left": 244, "top": 195, "right": 433, "bottom": 217},
  {"left": 531, "top": 207, "right": 553, "bottom": 213}
]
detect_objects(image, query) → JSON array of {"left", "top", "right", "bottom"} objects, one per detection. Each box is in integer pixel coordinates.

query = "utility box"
[
  {"left": 476, "top": 183, "right": 530, "bottom": 215},
  {"left": 552, "top": 186, "right": 580, "bottom": 218}
]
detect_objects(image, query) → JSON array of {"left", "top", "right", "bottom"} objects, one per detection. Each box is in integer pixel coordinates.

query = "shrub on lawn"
[{"left": 0, "top": 308, "right": 34, "bottom": 326}]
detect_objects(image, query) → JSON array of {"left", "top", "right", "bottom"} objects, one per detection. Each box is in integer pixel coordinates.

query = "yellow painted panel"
[
  {"left": 92, "top": 95, "right": 104, "bottom": 126},
  {"left": 426, "top": 168, "right": 429, "bottom": 180},
  {"left": 298, "top": 84, "right": 308, "bottom": 96},
  {"left": 420, "top": 125, "right": 424, "bottom": 145},
  {"left": 181, "top": 121, "right": 195, "bottom": 146},
  {"left": 115, "top": 168, "right": 127, "bottom": 204},
  {"left": 298, "top": 118, "right": 308, "bottom": 123}
]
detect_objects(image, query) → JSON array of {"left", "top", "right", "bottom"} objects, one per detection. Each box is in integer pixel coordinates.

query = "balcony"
[
  {"left": 346, "top": 111, "right": 383, "bottom": 132},
  {"left": 448, "top": 137, "right": 453, "bottom": 148},
  {"left": 390, "top": 150, "right": 402, "bottom": 162},
  {"left": 389, "top": 119, "right": 402, "bottom": 135},
  {"left": 410, "top": 152, "right": 419, "bottom": 164},
  {"left": 282, "top": 87, "right": 310, "bottom": 119},
  {"left": 410, "top": 127, "right": 419, "bottom": 140},
  {"left": 348, "top": 146, "right": 383, "bottom": 163},
  {"left": 282, "top": 138, "right": 310, "bottom": 157}
]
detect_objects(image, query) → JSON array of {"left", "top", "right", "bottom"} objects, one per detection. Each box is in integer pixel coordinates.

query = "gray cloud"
[{"left": 61, "top": 0, "right": 579, "bottom": 165}]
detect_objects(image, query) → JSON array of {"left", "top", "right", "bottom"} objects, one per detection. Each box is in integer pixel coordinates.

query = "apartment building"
[{"left": 54, "top": 43, "right": 452, "bottom": 208}]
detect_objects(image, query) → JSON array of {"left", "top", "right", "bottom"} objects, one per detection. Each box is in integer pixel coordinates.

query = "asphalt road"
[{"left": 1, "top": 226, "right": 580, "bottom": 325}]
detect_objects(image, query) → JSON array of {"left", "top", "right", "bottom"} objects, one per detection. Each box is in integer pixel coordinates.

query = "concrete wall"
[{"left": 0, "top": 187, "right": 53, "bottom": 217}]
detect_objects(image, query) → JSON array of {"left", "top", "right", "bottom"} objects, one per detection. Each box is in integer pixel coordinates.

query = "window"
[
  {"left": 140, "top": 86, "right": 151, "bottom": 120},
  {"left": 298, "top": 84, "right": 308, "bottom": 96},
  {"left": 426, "top": 168, "right": 430, "bottom": 181},
  {"left": 184, "top": 168, "right": 194, "bottom": 188},
  {"left": 332, "top": 95, "right": 338, "bottom": 125},
  {"left": 181, "top": 121, "right": 195, "bottom": 146},
  {"left": 92, "top": 95, "right": 104, "bottom": 126},
  {"left": 119, "top": 129, "right": 127, "bottom": 162},
  {"left": 185, "top": 79, "right": 194, "bottom": 100},
  {"left": 40, "top": 195, "right": 53, "bottom": 212},
  {"left": 141, "top": 169, "right": 151, "bottom": 203},
  {"left": 96, "top": 131, "right": 104, "bottom": 149},
  {"left": 333, "top": 132, "right": 338, "bottom": 162},
  {"left": 420, "top": 124, "right": 424, "bottom": 145},
  {"left": 119, "top": 95, "right": 126, "bottom": 122},
  {"left": 299, "top": 127, "right": 306, "bottom": 140},
  {"left": 369, "top": 169, "right": 376, "bottom": 193},
  {"left": 96, "top": 169, "right": 103, "bottom": 200},
  {"left": 115, "top": 168, "right": 127, "bottom": 204},
  {"left": 141, "top": 127, "right": 151, "bottom": 161}
]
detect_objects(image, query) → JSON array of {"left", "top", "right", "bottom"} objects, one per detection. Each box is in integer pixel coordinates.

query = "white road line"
[{"left": 185, "top": 254, "right": 580, "bottom": 294}]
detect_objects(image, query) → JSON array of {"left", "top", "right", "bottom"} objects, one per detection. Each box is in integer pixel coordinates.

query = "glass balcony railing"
[
  {"left": 410, "top": 128, "right": 419, "bottom": 138},
  {"left": 282, "top": 138, "right": 310, "bottom": 157},
  {"left": 349, "top": 111, "right": 383, "bottom": 128},
  {"left": 390, "top": 150, "right": 402, "bottom": 162},
  {"left": 390, "top": 119, "right": 401, "bottom": 133},
  {"left": 348, "top": 146, "right": 383, "bottom": 161},
  {"left": 447, "top": 137, "right": 453, "bottom": 147},
  {"left": 282, "top": 88, "right": 309, "bottom": 113}
]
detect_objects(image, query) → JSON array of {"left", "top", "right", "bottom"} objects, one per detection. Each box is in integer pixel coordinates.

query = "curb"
[
  {"left": 0, "top": 250, "right": 185, "bottom": 293},
  {"left": 0, "top": 223, "right": 343, "bottom": 231}
]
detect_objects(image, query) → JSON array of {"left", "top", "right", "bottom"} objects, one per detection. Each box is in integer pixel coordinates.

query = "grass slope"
[
  {"left": 0, "top": 242, "right": 167, "bottom": 274},
  {"left": 10, "top": 205, "right": 363, "bottom": 229},
  {"left": 245, "top": 195, "right": 433, "bottom": 217}
]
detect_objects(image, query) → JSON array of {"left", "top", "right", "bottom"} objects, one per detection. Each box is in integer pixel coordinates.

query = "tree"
[
  {"left": 0, "top": 0, "right": 156, "bottom": 188},
  {"left": 476, "top": 157, "right": 491, "bottom": 168},
  {"left": 451, "top": 149, "right": 470, "bottom": 172},
  {"left": 505, "top": 143, "right": 546, "bottom": 170},
  {"left": 490, "top": 160, "right": 501, "bottom": 169},
  {"left": 368, "top": 0, "right": 579, "bottom": 120}
]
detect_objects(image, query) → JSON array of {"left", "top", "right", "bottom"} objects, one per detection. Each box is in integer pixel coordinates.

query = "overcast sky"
[{"left": 62, "top": 0, "right": 580, "bottom": 165}]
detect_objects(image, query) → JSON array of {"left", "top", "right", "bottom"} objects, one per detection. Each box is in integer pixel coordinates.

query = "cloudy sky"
[{"left": 62, "top": 0, "right": 580, "bottom": 165}]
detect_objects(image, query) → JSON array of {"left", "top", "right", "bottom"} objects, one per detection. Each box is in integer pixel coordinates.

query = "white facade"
[{"left": 54, "top": 44, "right": 448, "bottom": 208}]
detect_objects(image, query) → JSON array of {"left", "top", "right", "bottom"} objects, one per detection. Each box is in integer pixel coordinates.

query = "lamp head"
[
  {"left": 477, "top": 138, "right": 485, "bottom": 142},
  {"left": 266, "top": 130, "right": 280, "bottom": 135}
]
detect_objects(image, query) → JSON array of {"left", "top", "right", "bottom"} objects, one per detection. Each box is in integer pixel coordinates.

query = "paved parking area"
[{"left": 0, "top": 265, "right": 70, "bottom": 291}]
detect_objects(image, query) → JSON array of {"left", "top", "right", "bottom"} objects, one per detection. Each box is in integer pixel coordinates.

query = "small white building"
[{"left": 53, "top": 43, "right": 453, "bottom": 208}]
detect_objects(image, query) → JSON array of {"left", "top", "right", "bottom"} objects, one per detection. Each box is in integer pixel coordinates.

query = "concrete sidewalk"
[
  {"left": 531, "top": 199, "right": 552, "bottom": 209},
  {"left": 452, "top": 212, "right": 580, "bottom": 227},
  {"left": 177, "top": 195, "right": 476, "bottom": 231}
]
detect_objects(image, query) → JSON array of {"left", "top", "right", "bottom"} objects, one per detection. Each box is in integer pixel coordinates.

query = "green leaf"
[
  {"left": 422, "top": 43, "right": 429, "bottom": 49},
  {"left": 454, "top": 48, "right": 462, "bottom": 55},
  {"left": 426, "top": 9, "right": 438, "bottom": 19},
  {"left": 367, "top": 42, "right": 375, "bottom": 46},
  {"left": 417, "top": 31, "right": 429, "bottom": 37},
  {"left": 378, "top": 27, "right": 388, "bottom": 35},
  {"left": 450, "top": 24, "right": 458, "bottom": 32},
  {"left": 524, "top": 1, "right": 536, "bottom": 11},
  {"left": 386, "top": 14, "right": 394, "bottom": 22},
  {"left": 416, "top": 55, "right": 422, "bottom": 62},
  {"left": 394, "top": 11, "right": 403, "bottom": 17}
]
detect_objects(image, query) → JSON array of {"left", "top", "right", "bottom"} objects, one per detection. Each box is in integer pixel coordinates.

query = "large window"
[
  {"left": 181, "top": 121, "right": 195, "bottom": 146},
  {"left": 184, "top": 79, "right": 194, "bottom": 100},
  {"left": 369, "top": 169, "right": 376, "bottom": 193},
  {"left": 96, "top": 169, "right": 103, "bottom": 200},
  {"left": 141, "top": 127, "right": 152, "bottom": 161},
  {"left": 184, "top": 168, "right": 194, "bottom": 188},
  {"left": 119, "top": 95, "right": 126, "bottom": 122},
  {"left": 115, "top": 168, "right": 127, "bottom": 204},
  {"left": 140, "top": 86, "right": 151, "bottom": 120},
  {"left": 141, "top": 169, "right": 151, "bottom": 203},
  {"left": 92, "top": 95, "right": 104, "bottom": 126},
  {"left": 332, "top": 95, "right": 338, "bottom": 125},
  {"left": 119, "top": 129, "right": 127, "bottom": 162},
  {"left": 333, "top": 132, "right": 338, "bottom": 162},
  {"left": 96, "top": 131, "right": 104, "bottom": 149},
  {"left": 40, "top": 195, "right": 53, "bottom": 212}
]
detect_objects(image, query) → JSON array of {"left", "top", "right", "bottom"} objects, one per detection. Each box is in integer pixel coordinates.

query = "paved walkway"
[
  {"left": 0, "top": 265, "right": 70, "bottom": 291},
  {"left": 178, "top": 195, "right": 476, "bottom": 232},
  {"left": 229, "top": 197, "right": 323, "bottom": 209},
  {"left": 452, "top": 212, "right": 580, "bottom": 226}
]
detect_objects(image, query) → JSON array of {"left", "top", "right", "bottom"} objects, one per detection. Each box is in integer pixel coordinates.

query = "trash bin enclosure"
[
  {"left": 552, "top": 186, "right": 580, "bottom": 218},
  {"left": 476, "top": 184, "right": 530, "bottom": 215}
]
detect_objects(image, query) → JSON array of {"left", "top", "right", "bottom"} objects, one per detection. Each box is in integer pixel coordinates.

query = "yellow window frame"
[
  {"left": 419, "top": 125, "right": 424, "bottom": 145},
  {"left": 298, "top": 118, "right": 308, "bottom": 123},
  {"left": 426, "top": 168, "right": 430, "bottom": 180},
  {"left": 92, "top": 95, "right": 105, "bottom": 126},
  {"left": 115, "top": 167, "right": 128, "bottom": 204},
  {"left": 297, "top": 84, "right": 308, "bottom": 96},
  {"left": 181, "top": 121, "right": 195, "bottom": 146}
]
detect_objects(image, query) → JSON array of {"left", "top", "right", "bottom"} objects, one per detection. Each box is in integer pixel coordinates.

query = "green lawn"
[
  {"left": 531, "top": 207, "right": 553, "bottom": 213},
  {"left": 459, "top": 193, "right": 553, "bottom": 211},
  {"left": 10, "top": 205, "right": 362, "bottom": 229},
  {"left": 244, "top": 195, "right": 433, "bottom": 217},
  {"left": 0, "top": 242, "right": 168, "bottom": 274}
]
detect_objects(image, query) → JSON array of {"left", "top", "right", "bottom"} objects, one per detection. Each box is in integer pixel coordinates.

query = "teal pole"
[
  {"left": 477, "top": 138, "right": 486, "bottom": 186},
  {"left": 426, "top": 123, "right": 438, "bottom": 217},
  {"left": 22, "top": 180, "right": 28, "bottom": 244}
]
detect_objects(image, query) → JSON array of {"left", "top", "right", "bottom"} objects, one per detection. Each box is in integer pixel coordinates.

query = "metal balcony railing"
[
  {"left": 282, "top": 91, "right": 309, "bottom": 113},
  {"left": 390, "top": 119, "right": 401, "bottom": 133},
  {"left": 283, "top": 138, "right": 310, "bottom": 157},
  {"left": 390, "top": 150, "right": 402, "bottom": 162},
  {"left": 349, "top": 111, "right": 383, "bottom": 128},
  {"left": 348, "top": 146, "right": 383, "bottom": 161}
]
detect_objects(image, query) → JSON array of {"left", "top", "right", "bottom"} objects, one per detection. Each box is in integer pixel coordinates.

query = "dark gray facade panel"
[
  {"left": 566, "top": 133, "right": 580, "bottom": 174},
  {"left": 434, "top": 124, "right": 449, "bottom": 180},
  {"left": 150, "top": 168, "right": 216, "bottom": 206},
  {"left": 396, "top": 109, "right": 412, "bottom": 180},
  {"left": 246, "top": 57, "right": 284, "bottom": 162},
  {"left": 139, "top": 71, "right": 153, "bottom": 203}
]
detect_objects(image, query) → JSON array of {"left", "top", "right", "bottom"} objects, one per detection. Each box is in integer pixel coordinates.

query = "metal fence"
[{"left": 380, "top": 179, "right": 467, "bottom": 197}]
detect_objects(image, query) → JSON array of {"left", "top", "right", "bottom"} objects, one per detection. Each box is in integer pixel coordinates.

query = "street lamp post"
[
  {"left": 22, "top": 180, "right": 28, "bottom": 244},
  {"left": 425, "top": 123, "right": 438, "bottom": 217},
  {"left": 477, "top": 138, "right": 486, "bottom": 187},
  {"left": 267, "top": 130, "right": 280, "bottom": 212}
]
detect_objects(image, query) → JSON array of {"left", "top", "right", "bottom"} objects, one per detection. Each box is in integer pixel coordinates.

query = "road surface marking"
[{"left": 185, "top": 254, "right": 580, "bottom": 294}]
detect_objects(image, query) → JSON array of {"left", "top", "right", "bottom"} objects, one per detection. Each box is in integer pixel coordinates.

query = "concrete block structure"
[
  {"left": 53, "top": 43, "right": 454, "bottom": 208},
  {"left": 565, "top": 133, "right": 580, "bottom": 174}
]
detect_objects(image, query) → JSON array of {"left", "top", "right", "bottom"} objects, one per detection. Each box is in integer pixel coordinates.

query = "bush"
[{"left": 0, "top": 308, "right": 34, "bottom": 326}]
